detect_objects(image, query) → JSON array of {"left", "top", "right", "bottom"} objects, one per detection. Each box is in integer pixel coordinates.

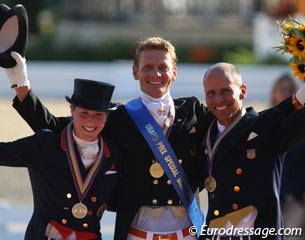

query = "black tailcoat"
[
  {"left": 0, "top": 128, "right": 121, "bottom": 240},
  {"left": 104, "top": 98, "right": 209, "bottom": 239}
]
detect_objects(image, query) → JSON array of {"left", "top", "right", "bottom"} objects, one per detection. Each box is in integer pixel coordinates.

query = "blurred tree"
[
  {"left": 2, "top": 0, "right": 42, "bottom": 33},
  {"left": 223, "top": 47, "right": 257, "bottom": 64},
  {"left": 1, "top": 0, "right": 58, "bottom": 33}
]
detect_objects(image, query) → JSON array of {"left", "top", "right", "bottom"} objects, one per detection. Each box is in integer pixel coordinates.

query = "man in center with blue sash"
[{"left": 4, "top": 37, "right": 209, "bottom": 239}]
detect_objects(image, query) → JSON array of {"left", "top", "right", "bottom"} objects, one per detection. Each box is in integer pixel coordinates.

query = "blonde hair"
[{"left": 133, "top": 37, "right": 177, "bottom": 67}]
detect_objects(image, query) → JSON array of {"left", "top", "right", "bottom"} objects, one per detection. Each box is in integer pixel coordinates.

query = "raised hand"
[{"left": 4, "top": 51, "right": 29, "bottom": 88}]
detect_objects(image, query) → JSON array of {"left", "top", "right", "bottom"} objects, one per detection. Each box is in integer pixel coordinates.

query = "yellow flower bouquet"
[{"left": 275, "top": 16, "right": 305, "bottom": 81}]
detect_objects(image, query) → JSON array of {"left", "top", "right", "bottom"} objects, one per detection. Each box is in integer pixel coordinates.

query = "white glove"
[
  {"left": 296, "top": 83, "right": 305, "bottom": 106},
  {"left": 4, "top": 51, "right": 30, "bottom": 88}
]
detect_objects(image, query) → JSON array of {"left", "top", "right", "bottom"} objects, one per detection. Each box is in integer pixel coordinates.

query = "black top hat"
[
  {"left": 0, "top": 4, "right": 28, "bottom": 68},
  {"left": 65, "top": 79, "right": 118, "bottom": 112}
]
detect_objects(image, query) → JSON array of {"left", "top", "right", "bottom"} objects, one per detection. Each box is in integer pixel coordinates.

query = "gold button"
[
  {"left": 61, "top": 219, "right": 67, "bottom": 225},
  {"left": 83, "top": 223, "right": 88, "bottom": 229},
  {"left": 235, "top": 168, "right": 242, "bottom": 175},
  {"left": 232, "top": 204, "right": 239, "bottom": 210},
  {"left": 152, "top": 199, "right": 158, "bottom": 205},
  {"left": 234, "top": 186, "right": 240, "bottom": 192},
  {"left": 167, "top": 199, "right": 173, "bottom": 205},
  {"left": 153, "top": 179, "right": 158, "bottom": 185},
  {"left": 66, "top": 193, "right": 72, "bottom": 199},
  {"left": 214, "top": 210, "right": 219, "bottom": 216},
  {"left": 179, "top": 159, "right": 183, "bottom": 164},
  {"left": 91, "top": 197, "right": 97, "bottom": 202},
  {"left": 167, "top": 180, "right": 171, "bottom": 185}
]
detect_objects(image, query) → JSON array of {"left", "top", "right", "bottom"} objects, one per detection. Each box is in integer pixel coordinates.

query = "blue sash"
[{"left": 125, "top": 98, "right": 204, "bottom": 236}]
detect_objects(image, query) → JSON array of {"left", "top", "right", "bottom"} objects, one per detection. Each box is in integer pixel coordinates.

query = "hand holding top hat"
[
  {"left": 0, "top": 4, "right": 28, "bottom": 68},
  {"left": 4, "top": 51, "right": 29, "bottom": 88},
  {"left": 0, "top": 4, "right": 29, "bottom": 88}
]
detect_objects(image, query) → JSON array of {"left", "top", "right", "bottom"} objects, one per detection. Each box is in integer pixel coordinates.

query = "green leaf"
[
  {"left": 291, "top": 56, "right": 305, "bottom": 64},
  {"left": 290, "top": 28, "right": 305, "bottom": 38}
]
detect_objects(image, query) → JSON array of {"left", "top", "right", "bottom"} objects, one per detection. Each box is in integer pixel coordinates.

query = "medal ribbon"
[
  {"left": 64, "top": 123, "right": 104, "bottom": 201},
  {"left": 206, "top": 111, "right": 244, "bottom": 174},
  {"left": 125, "top": 98, "right": 204, "bottom": 237},
  {"left": 161, "top": 106, "right": 175, "bottom": 137}
]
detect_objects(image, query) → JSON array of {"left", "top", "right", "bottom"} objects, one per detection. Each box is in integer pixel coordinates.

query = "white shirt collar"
[
  {"left": 139, "top": 90, "right": 172, "bottom": 104},
  {"left": 73, "top": 131, "right": 98, "bottom": 147},
  {"left": 73, "top": 131, "right": 99, "bottom": 169},
  {"left": 217, "top": 107, "right": 246, "bottom": 133}
]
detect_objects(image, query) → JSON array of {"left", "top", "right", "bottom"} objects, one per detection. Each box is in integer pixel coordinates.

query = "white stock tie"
[
  {"left": 73, "top": 132, "right": 99, "bottom": 169},
  {"left": 139, "top": 90, "right": 174, "bottom": 127}
]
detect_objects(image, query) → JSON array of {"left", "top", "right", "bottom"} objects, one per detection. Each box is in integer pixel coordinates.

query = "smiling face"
[
  {"left": 133, "top": 49, "right": 177, "bottom": 98},
  {"left": 204, "top": 64, "right": 247, "bottom": 126},
  {"left": 71, "top": 106, "right": 108, "bottom": 141}
]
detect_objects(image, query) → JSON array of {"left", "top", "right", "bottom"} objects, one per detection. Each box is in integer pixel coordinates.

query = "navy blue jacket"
[
  {"left": 0, "top": 127, "right": 121, "bottom": 240},
  {"left": 202, "top": 104, "right": 305, "bottom": 240},
  {"left": 281, "top": 139, "right": 305, "bottom": 201}
]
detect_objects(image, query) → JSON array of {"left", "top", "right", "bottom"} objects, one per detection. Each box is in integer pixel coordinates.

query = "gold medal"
[
  {"left": 149, "top": 162, "right": 164, "bottom": 178},
  {"left": 72, "top": 202, "right": 88, "bottom": 219},
  {"left": 204, "top": 175, "right": 217, "bottom": 192}
]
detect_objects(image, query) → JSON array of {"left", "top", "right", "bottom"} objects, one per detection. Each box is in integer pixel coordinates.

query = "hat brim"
[
  {"left": 0, "top": 4, "right": 28, "bottom": 68},
  {"left": 65, "top": 96, "right": 118, "bottom": 112}
]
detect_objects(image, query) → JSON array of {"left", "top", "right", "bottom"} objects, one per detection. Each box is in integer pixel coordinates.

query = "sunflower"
[
  {"left": 287, "top": 34, "right": 305, "bottom": 60},
  {"left": 284, "top": 23, "right": 294, "bottom": 34},
  {"left": 290, "top": 62, "right": 305, "bottom": 81},
  {"left": 275, "top": 16, "right": 305, "bottom": 82},
  {"left": 298, "top": 24, "right": 305, "bottom": 32}
]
